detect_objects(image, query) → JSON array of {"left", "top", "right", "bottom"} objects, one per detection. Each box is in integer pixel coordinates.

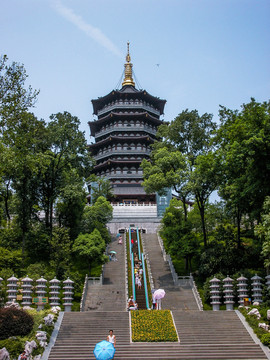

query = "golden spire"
[{"left": 122, "top": 42, "right": 135, "bottom": 87}]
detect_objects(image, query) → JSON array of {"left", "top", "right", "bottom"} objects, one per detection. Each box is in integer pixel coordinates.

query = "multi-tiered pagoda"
[{"left": 88, "top": 43, "right": 166, "bottom": 210}]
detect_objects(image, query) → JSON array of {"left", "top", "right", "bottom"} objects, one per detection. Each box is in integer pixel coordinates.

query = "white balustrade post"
[
  {"left": 237, "top": 275, "right": 248, "bottom": 305},
  {"left": 63, "top": 278, "right": 74, "bottom": 312},
  {"left": 251, "top": 274, "right": 263, "bottom": 304},
  {"left": 21, "top": 276, "right": 33, "bottom": 307},
  {"left": 36, "top": 277, "right": 48, "bottom": 310},
  {"left": 223, "top": 276, "right": 234, "bottom": 311},
  {"left": 49, "top": 278, "right": 61, "bottom": 307},
  {"left": 209, "top": 277, "right": 221, "bottom": 311},
  {"left": 7, "top": 275, "right": 18, "bottom": 305}
]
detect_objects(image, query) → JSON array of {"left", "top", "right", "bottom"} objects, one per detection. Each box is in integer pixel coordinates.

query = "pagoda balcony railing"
[
  {"left": 94, "top": 149, "right": 151, "bottom": 161},
  {"left": 95, "top": 126, "right": 157, "bottom": 138},
  {"left": 97, "top": 103, "right": 160, "bottom": 117},
  {"left": 112, "top": 202, "right": 156, "bottom": 206},
  {"left": 104, "top": 173, "right": 143, "bottom": 179}
]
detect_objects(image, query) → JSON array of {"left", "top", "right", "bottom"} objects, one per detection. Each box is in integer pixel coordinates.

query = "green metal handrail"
[{"left": 141, "top": 253, "right": 150, "bottom": 309}]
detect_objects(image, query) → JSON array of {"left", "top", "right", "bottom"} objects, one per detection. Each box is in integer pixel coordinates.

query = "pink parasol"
[{"left": 153, "top": 289, "right": 166, "bottom": 300}]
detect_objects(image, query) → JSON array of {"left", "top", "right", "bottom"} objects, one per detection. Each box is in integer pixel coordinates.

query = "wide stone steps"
[
  {"left": 48, "top": 310, "right": 267, "bottom": 360},
  {"left": 48, "top": 232, "right": 268, "bottom": 360}
]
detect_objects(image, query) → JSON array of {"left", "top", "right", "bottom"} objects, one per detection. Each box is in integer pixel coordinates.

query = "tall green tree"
[
  {"left": 0, "top": 55, "right": 39, "bottom": 124},
  {"left": 142, "top": 109, "right": 217, "bottom": 245},
  {"left": 189, "top": 152, "right": 221, "bottom": 246},
  {"left": 160, "top": 199, "right": 198, "bottom": 272},
  {"left": 142, "top": 147, "right": 190, "bottom": 219},
  {"left": 73, "top": 229, "right": 106, "bottom": 273},
  {"left": 88, "top": 175, "right": 114, "bottom": 204},
  {"left": 39, "top": 111, "right": 92, "bottom": 237},
  {"left": 255, "top": 197, "right": 270, "bottom": 273},
  {"left": 216, "top": 98, "right": 270, "bottom": 246}
]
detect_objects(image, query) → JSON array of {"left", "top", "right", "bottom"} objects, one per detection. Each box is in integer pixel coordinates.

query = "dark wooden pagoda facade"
[{"left": 88, "top": 44, "right": 166, "bottom": 205}]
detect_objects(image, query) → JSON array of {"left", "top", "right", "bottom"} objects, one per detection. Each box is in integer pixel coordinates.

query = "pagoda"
[{"left": 88, "top": 43, "right": 166, "bottom": 211}]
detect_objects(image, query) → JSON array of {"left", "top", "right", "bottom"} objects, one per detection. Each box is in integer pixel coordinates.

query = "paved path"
[
  {"left": 142, "top": 233, "right": 199, "bottom": 310},
  {"left": 83, "top": 235, "right": 126, "bottom": 311}
]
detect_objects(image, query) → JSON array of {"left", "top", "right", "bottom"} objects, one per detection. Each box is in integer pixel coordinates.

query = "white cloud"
[{"left": 52, "top": 0, "right": 122, "bottom": 58}]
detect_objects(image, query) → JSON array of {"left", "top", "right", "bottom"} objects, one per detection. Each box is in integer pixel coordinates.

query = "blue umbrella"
[{"left": 93, "top": 340, "right": 115, "bottom": 360}]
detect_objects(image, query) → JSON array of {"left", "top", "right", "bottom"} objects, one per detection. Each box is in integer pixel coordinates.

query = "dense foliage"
[
  {"left": 0, "top": 307, "right": 34, "bottom": 339},
  {"left": 0, "top": 56, "right": 112, "bottom": 302},
  {"left": 143, "top": 101, "right": 270, "bottom": 289}
]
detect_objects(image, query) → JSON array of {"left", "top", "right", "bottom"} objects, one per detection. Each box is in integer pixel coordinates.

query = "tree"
[
  {"left": 160, "top": 199, "right": 198, "bottom": 272},
  {"left": 0, "top": 55, "right": 39, "bottom": 124},
  {"left": 216, "top": 99, "right": 270, "bottom": 246},
  {"left": 81, "top": 196, "right": 113, "bottom": 232},
  {"left": 56, "top": 169, "right": 86, "bottom": 240},
  {"left": 142, "top": 147, "right": 190, "bottom": 219},
  {"left": 142, "top": 109, "right": 217, "bottom": 245},
  {"left": 38, "top": 111, "right": 92, "bottom": 237},
  {"left": 156, "top": 109, "right": 216, "bottom": 163},
  {"left": 73, "top": 229, "right": 106, "bottom": 272},
  {"left": 255, "top": 197, "right": 270, "bottom": 273},
  {"left": 0, "top": 112, "right": 47, "bottom": 252},
  {"left": 189, "top": 151, "right": 221, "bottom": 247},
  {"left": 49, "top": 227, "right": 72, "bottom": 278},
  {"left": 88, "top": 175, "right": 114, "bottom": 204}
]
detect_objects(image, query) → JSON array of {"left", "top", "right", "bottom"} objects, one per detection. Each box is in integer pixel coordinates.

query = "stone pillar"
[
  {"left": 63, "top": 278, "right": 74, "bottom": 312},
  {"left": 49, "top": 278, "right": 61, "bottom": 307},
  {"left": 223, "top": 276, "right": 234, "bottom": 311},
  {"left": 21, "top": 276, "right": 33, "bottom": 307},
  {"left": 265, "top": 275, "right": 270, "bottom": 290},
  {"left": 36, "top": 276, "right": 48, "bottom": 310},
  {"left": 251, "top": 274, "right": 263, "bottom": 304},
  {"left": 210, "top": 277, "right": 221, "bottom": 311},
  {"left": 237, "top": 275, "right": 248, "bottom": 305},
  {"left": 7, "top": 275, "right": 19, "bottom": 305}
]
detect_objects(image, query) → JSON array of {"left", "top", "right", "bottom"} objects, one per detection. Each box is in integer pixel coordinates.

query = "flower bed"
[{"left": 131, "top": 310, "right": 178, "bottom": 342}]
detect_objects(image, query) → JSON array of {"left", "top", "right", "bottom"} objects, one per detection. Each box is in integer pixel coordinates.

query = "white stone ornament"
[
  {"left": 247, "top": 308, "right": 261, "bottom": 319},
  {"left": 24, "top": 340, "right": 37, "bottom": 356},
  {"left": 44, "top": 313, "right": 54, "bottom": 326}
]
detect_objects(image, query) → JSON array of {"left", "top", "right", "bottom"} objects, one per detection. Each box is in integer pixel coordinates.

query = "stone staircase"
[
  {"left": 142, "top": 233, "right": 198, "bottom": 310},
  {"left": 83, "top": 236, "right": 126, "bottom": 311},
  {"left": 48, "top": 310, "right": 267, "bottom": 360},
  {"left": 48, "top": 232, "right": 269, "bottom": 360}
]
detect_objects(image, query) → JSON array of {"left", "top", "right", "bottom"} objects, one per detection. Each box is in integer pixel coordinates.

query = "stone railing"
[
  {"left": 190, "top": 274, "right": 203, "bottom": 311},
  {"left": 112, "top": 202, "right": 156, "bottom": 207},
  {"left": 80, "top": 274, "right": 88, "bottom": 312}
]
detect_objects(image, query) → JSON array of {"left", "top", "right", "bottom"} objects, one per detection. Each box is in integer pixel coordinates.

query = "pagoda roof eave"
[
  {"left": 89, "top": 111, "right": 163, "bottom": 134},
  {"left": 92, "top": 87, "right": 166, "bottom": 115},
  {"left": 88, "top": 135, "right": 155, "bottom": 150},
  {"left": 93, "top": 159, "right": 143, "bottom": 170}
]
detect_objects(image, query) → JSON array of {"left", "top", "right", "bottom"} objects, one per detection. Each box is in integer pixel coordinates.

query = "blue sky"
[{"left": 1, "top": 0, "right": 269, "bottom": 142}]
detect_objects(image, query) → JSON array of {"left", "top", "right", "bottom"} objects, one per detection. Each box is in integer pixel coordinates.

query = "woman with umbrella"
[
  {"left": 153, "top": 289, "right": 166, "bottom": 310},
  {"left": 93, "top": 330, "right": 116, "bottom": 360}
]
